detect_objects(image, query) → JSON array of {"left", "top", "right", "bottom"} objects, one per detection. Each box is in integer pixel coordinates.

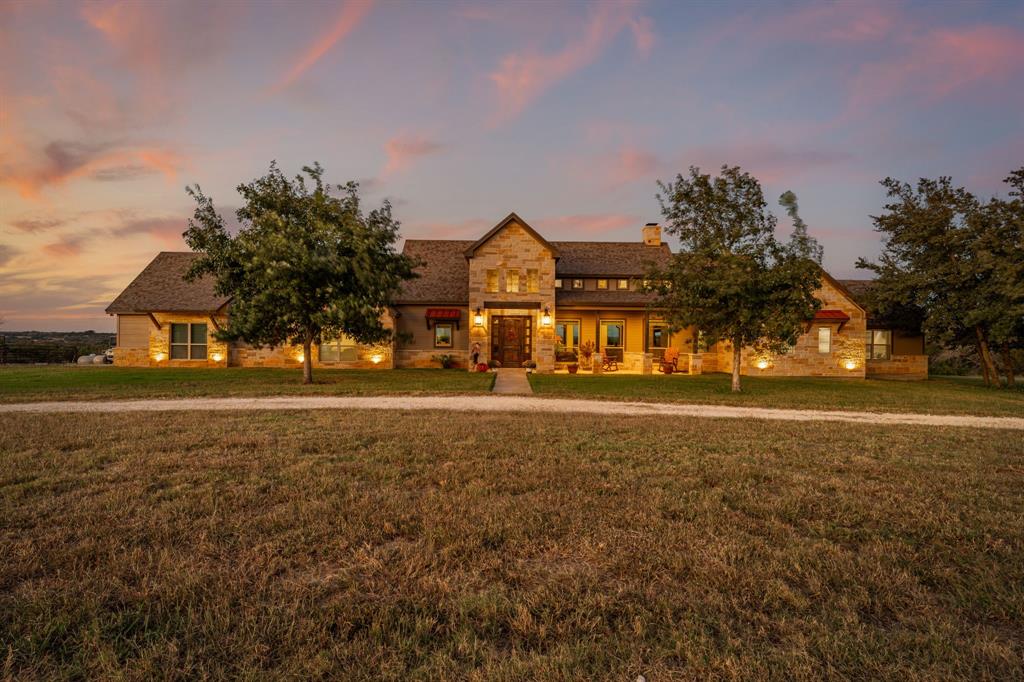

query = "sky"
[{"left": 1, "top": 0, "right": 1023, "bottom": 332}]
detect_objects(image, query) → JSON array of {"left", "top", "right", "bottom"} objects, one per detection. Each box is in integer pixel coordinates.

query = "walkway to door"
[{"left": 491, "top": 369, "right": 533, "bottom": 395}]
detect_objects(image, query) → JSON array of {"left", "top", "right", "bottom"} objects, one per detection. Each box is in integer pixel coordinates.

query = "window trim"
[
  {"left": 526, "top": 268, "right": 539, "bottom": 293},
  {"left": 485, "top": 269, "right": 499, "bottom": 294},
  {"left": 433, "top": 322, "right": 454, "bottom": 348},
  {"left": 867, "top": 329, "right": 892, "bottom": 360},
  {"left": 169, "top": 322, "right": 208, "bottom": 360},
  {"left": 596, "top": 278, "right": 608, "bottom": 290},
  {"left": 505, "top": 269, "right": 520, "bottom": 293},
  {"left": 647, "top": 320, "right": 670, "bottom": 350},
  {"left": 817, "top": 326, "right": 832, "bottom": 354},
  {"left": 599, "top": 319, "right": 625, "bottom": 349},
  {"left": 616, "top": 278, "right": 629, "bottom": 290}
]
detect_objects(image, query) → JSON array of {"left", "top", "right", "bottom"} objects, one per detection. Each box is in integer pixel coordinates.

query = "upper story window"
[
  {"left": 867, "top": 329, "right": 891, "bottom": 360},
  {"left": 572, "top": 279, "right": 584, "bottom": 289},
  {"left": 506, "top": 269, "right": 520, "bottom": 293},
  {"left": 617, "top": 279, "right": 629, "bottom": 290},
  {"left": 170, "top": 322, "right": 207, "bottom": 360},
  {"left": 597, "top": 279, "right": 608, "bottom": 289},
  {"left": 526, "top": 269, "right": 539, "bottom": 293},
  {"left": 817, "top": 326, "right": 832, "bottom": 353},
  {"left": 554, "top": 278, "right": 563, "bottom": 289},
  {"left": 485, "top": 269, "right": 498, "bottom": 293}
]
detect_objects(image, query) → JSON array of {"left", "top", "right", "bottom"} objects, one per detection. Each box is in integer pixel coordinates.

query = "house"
[{"left": 106, "top": 212, "right": 928, "bottom": 379}]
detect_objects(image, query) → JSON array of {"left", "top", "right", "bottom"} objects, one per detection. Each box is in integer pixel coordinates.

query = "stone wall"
[
  {"left": 395, "top": 349, "right": 470, "bottom": 369},
  {"left": 866, "top": 354, "right": 928, "bottom": 380}
]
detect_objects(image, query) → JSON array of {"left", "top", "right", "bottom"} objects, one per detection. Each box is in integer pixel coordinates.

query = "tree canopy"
[
  {"left": 648, "top": 165, "right": 823, "bottom": 392},
  {"left": 184, "top": 162, "right": 417, "bottom": 383}
]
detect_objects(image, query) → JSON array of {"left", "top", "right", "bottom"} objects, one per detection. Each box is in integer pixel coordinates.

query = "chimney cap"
[{"left": 645, "top": 222, "right": 659, "bottom": 226}]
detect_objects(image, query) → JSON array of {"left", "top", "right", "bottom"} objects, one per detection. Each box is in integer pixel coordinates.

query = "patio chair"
[
  {"left": 602, "top": 352, "right": 619, "bottom": 372},
  {"left": 660, "top": 347, "right": 682, "bottom": 374}
]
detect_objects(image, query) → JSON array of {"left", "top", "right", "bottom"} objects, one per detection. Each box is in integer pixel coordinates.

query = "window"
[
  {"left": 572, "top": 279, "right": 584, "bottom": 289},
  {"left": 170, "top": 323, "right": 207, "bottom": 360},
  {"left": 617, "top": 279, "right": 629, "bottom": 290},
  {"left": 506, "top": 269, "right": 520, "bottom": 293},
  {"left": 600, "top": 319, "right": 625, "bottom": 361},
  {"left": 554, "top": 278, "right": 563, "bottom": 289},
  {"left": 597, "top": 278, "right": 608, "bottom": 289},
  {"left": 434, "top": 323, "right": 453, "bottom": 348},
  {"left": 526, "top": 269, "right": 539, "bottom": 293},
  {"left": 319, "top": 334, "right": 359, "bottom": 361},
  {"left": 867, "top": 329, "right": 891, "bottom": 360},
  {"left": 485, "top": 269, "right": 499, "bottom": 293},
  {"left": 648, "top": 321, "right": 670, "bottom": 359},
  {"left": 817, "top": 326, "right": 832, "bottom": 353},
  {"left": 555, "top": 320, "right": 580, "bottom": 361}
]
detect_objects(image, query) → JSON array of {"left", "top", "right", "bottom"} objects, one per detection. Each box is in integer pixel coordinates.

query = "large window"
[
  {"left": 526, "top": 269, "right": 539, "bottom": 293},
  {"left": 600, "top": 319, "right": 625, "bottom": 361},
  {"left": 555, "top": 320, "right": 580, "bottom": 361},
  {"left": 485, "top": 269, "right": 499, "bottom": 293},
  {"left": 170, "top": 323, "right": 207, "bottom": 360},
  {"left": 506, "top": 269, "right": 520, "bottom": 293},
  {"left": 647, "top": 321, "right": 671, "bottom": 360},
  {"left": 434, "top": 323, "right": 453, "bottom": 348},
  {"left": 867, "top": 329, "right": 891, "bottom": 360},
  {"left": 817, "top": 326, "right": 832, "bottom": 353},
  {"left": 319, "top": 334, "right": 359, "bottom": 361}
]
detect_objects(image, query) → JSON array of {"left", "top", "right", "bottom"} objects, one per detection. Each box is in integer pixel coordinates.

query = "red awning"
[
  {"left": 813, "top": 309, "right": 850, "bottom": 323},
  {"left": 425, "top": 308, "right": 461, "bottom": 319}
]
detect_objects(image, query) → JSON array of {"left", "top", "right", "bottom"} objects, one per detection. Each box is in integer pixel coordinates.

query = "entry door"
[{"left": 492, "top": 316, "right": 530, "bottom": 367}]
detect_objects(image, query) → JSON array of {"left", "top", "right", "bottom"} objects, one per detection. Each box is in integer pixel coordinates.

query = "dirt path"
[{"left": 1, "top": 395, "right": 1022, "bottom": 430}]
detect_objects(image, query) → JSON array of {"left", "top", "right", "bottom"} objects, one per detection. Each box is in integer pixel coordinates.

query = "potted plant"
[
  {"left": 567, "top": 362, "right": 579, "bottom": 374},
  {"left": 524, "top": 360, "right": 537, "bottom": 373},
  {"left": 432, "top": 353, "right": 455, "bottom": 369},
  {"left": 578, "top": 340, "right": 595, "bottom": 370},
  {"left": 476, "top": 362, "right": 490, "bottom": 372}
]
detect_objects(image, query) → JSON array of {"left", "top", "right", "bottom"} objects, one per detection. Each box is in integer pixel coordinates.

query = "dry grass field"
[{"left": 2, "top": 410, "right": 1022, "bottom": 679}]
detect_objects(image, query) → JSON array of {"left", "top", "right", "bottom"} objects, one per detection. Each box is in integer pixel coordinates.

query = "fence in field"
[{"left": 0, "top": 337, "right": 89, "bottom": 364}]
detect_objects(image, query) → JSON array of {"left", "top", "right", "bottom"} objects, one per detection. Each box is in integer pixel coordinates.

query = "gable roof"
[
  {"left": 553, "top": 241, "right": 671, "bottom": 276},
  {"left": 463, "top": 212, "right": 560, "bottom": 258},
  {"left": 106, "top": 252, "right": 229, "bottom": 314}
]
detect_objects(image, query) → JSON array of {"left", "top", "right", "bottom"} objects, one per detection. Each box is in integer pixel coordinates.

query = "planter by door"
[{"left": 490, "top": 315, "right": 531, "bottom": 368}]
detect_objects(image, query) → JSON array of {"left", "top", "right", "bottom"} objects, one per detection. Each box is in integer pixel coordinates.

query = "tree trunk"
[
  {"left": 974, "top": 326, "right": 1000, "bottom": 387},
  {"left": 302, "top": 337, "right": 313, "bottom": 385},
  {"left": 1003, "top": 344, "right": 1017, "bottom": 388},
  {"left": 731, "top": 338, "right": 742, "bottom": 393}
]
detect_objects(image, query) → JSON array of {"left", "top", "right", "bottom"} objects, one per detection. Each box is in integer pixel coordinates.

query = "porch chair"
[
  {"left": 601, "top": 351, "right": 619, "bottom": 372},
  {"left": 660, "top": 347, "right": 682, "bottom": 374}
]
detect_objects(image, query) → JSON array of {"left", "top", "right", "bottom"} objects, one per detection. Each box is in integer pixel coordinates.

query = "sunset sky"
[{"left": 2, "top": 0, "right": 1023, "bottom": 331}]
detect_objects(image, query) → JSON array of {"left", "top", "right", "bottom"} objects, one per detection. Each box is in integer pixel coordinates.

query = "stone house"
[{"left": 106, "top": 212, "right": 927, "bottom": 379}]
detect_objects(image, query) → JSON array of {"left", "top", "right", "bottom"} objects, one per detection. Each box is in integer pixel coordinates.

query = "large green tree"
[
  {"left": 184, "top": 162, "right": 417, "bottom": 384},
  {"left": 648, "top": 165, "right": 823, "bottom": 392},
  {"left": 857, "top": 171, "right": 1023, "bottom": 386}
]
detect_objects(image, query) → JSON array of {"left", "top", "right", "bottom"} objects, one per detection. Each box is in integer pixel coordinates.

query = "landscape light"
[
  {"left": 541, "top": 307, "right": 552, "bottom": 327},
  {"left": 473, "top": 308, "right": 484, "bottom": 326},
  {"left": 296, "top": 353, "right": 305, "bottom": 364},
  {"left": 844, "top": 360, "right": 857, "bottom": 370},
  {"left": 154, "top": 352, "right": 165, "bottom": 362},
  {"left": 756, "top": 359, "right": 769, "bottom": 370},
  {"left": 211, "top": 352, "right": 223, "bottom": 362},
  {"left": 371, "top": 353, "right": 383, "bottom": 364}
]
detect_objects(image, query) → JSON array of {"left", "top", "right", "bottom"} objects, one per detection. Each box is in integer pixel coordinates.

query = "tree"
[
  {"left": 184, "top": 162, "right": 418, "bottom": 384},
  {"left": 856, "top": 173, "right": 1023, "bottom": 387},
  {"left": 648, "top": 165, "right": 823, "bottom": 392}
]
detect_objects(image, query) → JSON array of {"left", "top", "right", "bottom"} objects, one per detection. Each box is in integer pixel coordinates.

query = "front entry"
[{"left": 491, "top": 315, "right": 532, "bottom": 367}]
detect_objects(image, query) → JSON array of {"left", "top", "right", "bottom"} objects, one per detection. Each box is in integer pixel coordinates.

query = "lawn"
[
  {"left": 2, "top": 411, "right": 1022, "bottom": 679},
  {"left": 0, "top": 366, "right": 494, "bottom": 403},
  {"left": 530, "top": 373, "right": 1024, "bottom": 417}
]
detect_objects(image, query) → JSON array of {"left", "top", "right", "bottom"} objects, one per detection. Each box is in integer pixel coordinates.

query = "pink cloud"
[
  {"left": 41, "top": 235, "right": 85, "bottom": 258},
  {"left": 488, "top": 3, "right": 653, "bottom": 125},
  {"left": 382, "top": 134, "right": 444, "bottom": 176},
  {"left": 271, "top": 0, "right": 375, "bottom": 93}
]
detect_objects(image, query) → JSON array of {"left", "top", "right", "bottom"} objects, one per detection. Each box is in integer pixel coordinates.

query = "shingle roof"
[
  {"left": 395, "top": 240, "right": 473, "bottom": 304},
  {"left": 106, "top": 252, "right": 229, "bottom": 314},
  {"left": 553, "top": 242, "right": 672, "bottom": 276},
  {"left": 837, "top": 279, "right": 873, "bottom": 308}
]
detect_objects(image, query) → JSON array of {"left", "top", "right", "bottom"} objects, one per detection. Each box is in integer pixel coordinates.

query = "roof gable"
[
  {"left": 463, "top": 212, "right": 560, "bottom": 258},
  {"left": 106, "top": 252, "right": 230, "bottom": 314}
]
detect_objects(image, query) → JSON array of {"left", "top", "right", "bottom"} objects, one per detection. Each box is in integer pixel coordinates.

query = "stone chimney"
[{"left": 642, "top": 222, "right": 661, "bottom": 246}]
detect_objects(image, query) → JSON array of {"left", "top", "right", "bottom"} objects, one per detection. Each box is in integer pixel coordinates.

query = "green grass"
[
  {"left": 2, "top": 411, "right": 1022, "bottom": 679},
  {"left": 0, "top": 366, "right": 494, "bottom": 403},
  {"left": 529, "top": 373, "right": 1024, "bottom": 417}
]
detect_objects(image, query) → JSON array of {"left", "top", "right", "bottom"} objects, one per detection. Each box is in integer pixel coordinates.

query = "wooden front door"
[{"left": 491, "top": 316, "right": 531, "bottom": 367}]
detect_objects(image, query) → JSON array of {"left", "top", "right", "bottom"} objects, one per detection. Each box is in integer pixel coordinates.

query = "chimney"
[{"left": 642, "top": 222, "right": 661, "bottom": 246}]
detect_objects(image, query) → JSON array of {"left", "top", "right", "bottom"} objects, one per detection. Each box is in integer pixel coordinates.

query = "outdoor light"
[
  {"left": 541, "top": 307, "right": 552, "bottom": 327},
  {"left": 154, "top": 352, "right": 165, "bottom": 362},
  {"left": 844, "top": 360, "right": 857, "bottom": 370},
  {"left": 371, "top": 353, "right": 383, "bottom": 364},
  {"left": 296, "top": 353, "right": 305, "bottom": 364},
  {"left": 473, "top": 308, "right": 484, "bottom": 326},
  {"left": 756, "top": 359, "right": 769, "bottom": 370},
  {"left": 211, "top": 352, "right": 223, "bottom": 362}
]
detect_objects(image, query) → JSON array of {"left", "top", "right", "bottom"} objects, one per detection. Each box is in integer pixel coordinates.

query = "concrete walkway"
[
  {"left": 491, "top": 369, "right": 533, "bottom": 395},
  {"left": 2, "top": 395, "right": 1022, "bottom": 430}
]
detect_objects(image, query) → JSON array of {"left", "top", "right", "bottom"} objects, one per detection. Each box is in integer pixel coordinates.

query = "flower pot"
[{"left": 567, "top": 364, "right": 579, "bottom": 374}]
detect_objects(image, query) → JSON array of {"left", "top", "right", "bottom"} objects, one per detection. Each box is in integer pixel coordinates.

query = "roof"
[
  {"left": 106, "top": 252, "right": 229, "bottom": 314},
  {"left": 464, "top": 212, "right": 560, "bottom": 258},
  {"left": 553, "top": 241, "right": 672, "bottom": 276},
  {"left": 813, "top": 309, "right": 851, "bottom": 322},
  {"left": 395, "top": 240, "right": 473, "bottom": 304},
  {"left": 837, "top": 279, "right": 873, "bottom": 308}
]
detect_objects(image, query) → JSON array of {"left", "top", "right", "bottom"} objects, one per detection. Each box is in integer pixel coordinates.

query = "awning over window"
[
  {"left": 812, "top": 309, "right": 850, "bottom": 330},
  {"left": 425, "top": 308, "right": 461, "bottom": 329}
]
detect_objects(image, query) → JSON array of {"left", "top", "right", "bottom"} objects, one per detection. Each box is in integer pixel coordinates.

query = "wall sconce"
[
  {"left": 473, "top": 308, "right": 484, "bottom": 326},
  {"left": 541, "top": 307, "right": 552, "bottom": 327},
  {"left": 211, "top": 352, "right": 223, "bottom": 363},
  {"left": 370, "top": 353, "right": 383, "bottom": 364}
]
